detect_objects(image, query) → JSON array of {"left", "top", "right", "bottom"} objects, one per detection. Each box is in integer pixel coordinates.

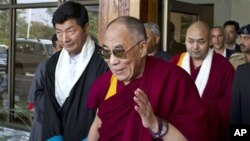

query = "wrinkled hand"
[{"left": 133, "top": 88, "right": 158, "bottom": 131}]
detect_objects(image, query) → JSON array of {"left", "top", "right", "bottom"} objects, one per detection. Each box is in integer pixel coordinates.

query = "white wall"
[
  {"left": 214, "top": 0, "right": 231, "bottom": 26},
  {"left": 178, "top": 0, "right": 250, "bottom": 27},
  {"left": 231, "top": 0, "right": 250, "bottom": 26}
]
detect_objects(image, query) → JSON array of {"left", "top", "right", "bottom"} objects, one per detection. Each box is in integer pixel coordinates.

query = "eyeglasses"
[{"left": 98, "top": 40, "right": 143, "bottom": 59}]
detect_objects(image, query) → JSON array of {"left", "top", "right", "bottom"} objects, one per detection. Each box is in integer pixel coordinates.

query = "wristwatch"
[{"left": 149, "top": 117, "right": 169, "bottom": 139}]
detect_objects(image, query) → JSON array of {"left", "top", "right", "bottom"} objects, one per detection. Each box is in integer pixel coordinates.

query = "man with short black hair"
[
  {"left": 223, "top": 20, "right": 241, "bottom": 52},
  {"left": 42, "top": 1, "right": 108, "bottom": 140}
]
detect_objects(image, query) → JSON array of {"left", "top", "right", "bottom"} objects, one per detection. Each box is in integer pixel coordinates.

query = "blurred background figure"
[
  {"left": 167, "top": 21, "right": 186, "bottom": 55},
  {"left": 210, "top": 26, "right": 235, "bottom": 59},
  {"left": 51, "top": 34, "right": 63, "bottom": 53},
  {"left": 231, "top": 62, "right": 250, "bottom": 125},
  {"left": 223, "top": 20, "right": 241, "bottom": 52},
  {"left": 28, "top": 34, "right": 62, "bottom": 141},
  {"left": 144, "top": 22, "right": 171, "bottom": 61},
  {"left": 229, "top": 24, "right": 250, "bottom": 69}
]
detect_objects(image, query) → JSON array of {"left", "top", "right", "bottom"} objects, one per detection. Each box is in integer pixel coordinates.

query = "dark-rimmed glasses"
[{"left": 98, "top": 40, "right": 143, "bottom": 59}]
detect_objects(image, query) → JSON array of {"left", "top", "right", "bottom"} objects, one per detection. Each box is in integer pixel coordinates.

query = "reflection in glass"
[
  {"left": 14, "top": 8, "right": 56, "bottom": 125},
  {"left": 17, "top": 0, "right": 57, "bottom": 4},
  {"left": 170, "top": 12, "right": 198, "bottom": 43},
  {"left": 0, "top": 10, "right": 9, "bottom": 123},
  {"left": 0, "top": 0, "right": 9, "bottom": 4},
  {"left": 11, "top": 5, "right": 99, "bottom": 126},
  {"left": 86, "top": 6, "right": 99, "bottom": 43}
]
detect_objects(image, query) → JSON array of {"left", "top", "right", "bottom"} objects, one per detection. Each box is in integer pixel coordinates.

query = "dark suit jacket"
[
  {"left": 154, "top": 49, "right": 172, "bottom": 62},
  {"left": 226, "top": 48, "right": 236, "bottom": 59},
  {"left": 235, "top": 44, "right": 241, "bottom": 53},
  {"left": 231, "top": 62, "right": 250, "bottom": 124},
  {"left": 168, "top": 40, "right": 186, "bottom": 55}
]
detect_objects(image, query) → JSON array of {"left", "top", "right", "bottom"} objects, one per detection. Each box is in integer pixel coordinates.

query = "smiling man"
[
  {"left": 42, "top": 2, "right": 108, "bottom": 141},
  {"left": 87, "top": 16, "right": 207, "bottom": 141},
  {"left": 210, "top": 26, "right": 235, "bottom": 59}
]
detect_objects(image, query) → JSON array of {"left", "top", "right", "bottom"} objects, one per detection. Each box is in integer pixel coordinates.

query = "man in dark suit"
[
  {"left": 231, "top": 62, "right": 250, "bottom": 124},
  {"left": 167, "top": 21, "right": 186, "bottom": 55},
  {"left": 223, "top": 20, "right": 241, "bottom": 52},
  {"left": 210, "top": 26, "right": 236, "bottom": 59}
]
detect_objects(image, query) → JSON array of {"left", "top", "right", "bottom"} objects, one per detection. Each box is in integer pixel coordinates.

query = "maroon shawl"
[
  {"left": 88, "top": 56, "right": 208, "bottom": 141},
  {"left": 170, "top": 52, "right": 235, "bottom": 141}
]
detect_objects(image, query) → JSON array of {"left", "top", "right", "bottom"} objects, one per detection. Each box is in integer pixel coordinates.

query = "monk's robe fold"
[
  {"left": 88, "top": 56, "right": 208, "bottom": 141},
  {"left": 170, "top": 52, "right": 235, "bottom": 141}
]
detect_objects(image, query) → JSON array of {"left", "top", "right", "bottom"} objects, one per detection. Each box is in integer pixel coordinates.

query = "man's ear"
[
  {"left": 156, "top": 36, "right": 160, "bottom": 44},
  {"left": 84, "top": 22, "right": 90, "bottom": 34},
  {"left": 140, "top": 41, "right": 148, "bottom": 57}
]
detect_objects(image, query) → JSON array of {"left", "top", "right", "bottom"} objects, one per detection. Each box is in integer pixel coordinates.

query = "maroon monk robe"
[
  {"left": 170, "top": 52, "right": 235, "bottom": 141},
  {"left": 88, "top": 56, "right": 208, "bottom": 141}
]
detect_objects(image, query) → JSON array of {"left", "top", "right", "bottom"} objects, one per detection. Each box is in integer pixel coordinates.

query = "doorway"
[{"left": 161, "top": 0, "right": 213, "bottom": 52}]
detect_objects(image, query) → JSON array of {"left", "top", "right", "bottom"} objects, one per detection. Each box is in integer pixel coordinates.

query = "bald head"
[
  {"left": 106, "top": 16, "right": 147, "bottom": 42},
  {"left": 186, "top": 21, "right": 210, "bottom": 38},
  {"left": 185, "top": 21, "right": 211, "bottom": 62}
]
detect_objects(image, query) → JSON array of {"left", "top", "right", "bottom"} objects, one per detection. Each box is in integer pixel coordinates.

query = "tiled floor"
[{"left": 0, "top": 126, "right": 30, "bottom": 141}]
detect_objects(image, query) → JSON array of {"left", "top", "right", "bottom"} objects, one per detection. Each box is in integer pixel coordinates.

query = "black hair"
[
  {"left": 52, "top": 1, "right": 89, "bottom": 28},
  {"left": 223, "top": 20, "right": 240, "bottom": 31},
  {"left": 169, "top": 21, "right": 175, "bottom": 32},
  {"left": 51, "top": 34, "right": 57, "bottom": 48}
]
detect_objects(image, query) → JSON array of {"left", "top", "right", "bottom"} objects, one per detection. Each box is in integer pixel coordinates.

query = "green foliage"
[
  {"left": 5, "top": 99, "right": 32, "bottom": 130},
  {"left": 0, "top": 10, "right": 10, "bottom": 46},
  {"left": 28, "top": 21, "right": 54, "bottom": 39},
  {"left": 89, "top": 12, "right": 99, "bottom": 43}
]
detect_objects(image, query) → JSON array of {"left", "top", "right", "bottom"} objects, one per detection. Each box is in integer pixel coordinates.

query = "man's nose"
[
  {"left": 61, "top": 32, "right": 69, "bottom": 42},
  {"left": 109, "top": 53, "right": 119, "bottom": 65},
  {"left": 193, "top": 41, "right": 199, "bottom": 49}
]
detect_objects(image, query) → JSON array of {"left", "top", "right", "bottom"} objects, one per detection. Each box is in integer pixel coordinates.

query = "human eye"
[
  {"left": 69, "top": 30, "right": 74, "bottom": 34},
  {"left": 242, "top": 36, "right": 250, "bottom": 40},
  {"left": 187, "top": 40, "right": 194, "bottom": 44},
  {"left": 67, "top": 29, "right": 75, "bottom": 35},
  {"left": 56, "top": 31, "right": 62, "bottom": 37},
  {"left": 198, "top": 40, "right": 206, "bottom": 45}
]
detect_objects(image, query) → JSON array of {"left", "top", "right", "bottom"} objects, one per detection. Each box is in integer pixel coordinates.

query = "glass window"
[
  {"left": 170, "top": 12, "right": 198, "bottom": 43},
  {"left": 0, "top": 10, "right": 9, "bottom": 123},
  {"left": 0, "top": 0, "right": 10, "bottom": 4},
  {"left": 14, "top": 8, "right": 56, "bottom": 126},
  {"left": 17, "top": 0, "right": 57, "bottom": 4},
  {"left": 86, "top": 5, "right": 99, "bottom": 43},
  {"left": 0, "top": 0, "right": 99, "bottom": 131}
]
